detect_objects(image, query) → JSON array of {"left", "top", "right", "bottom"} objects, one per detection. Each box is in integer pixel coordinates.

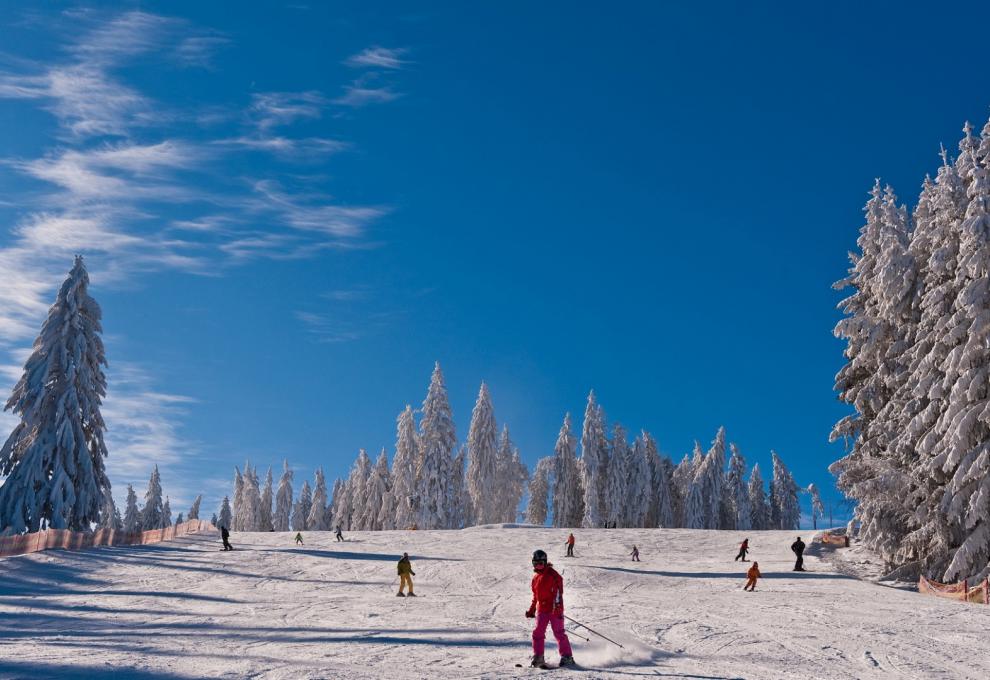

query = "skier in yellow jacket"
[{"left": 397, "top": 552, "right": 416, "bottom": 597}]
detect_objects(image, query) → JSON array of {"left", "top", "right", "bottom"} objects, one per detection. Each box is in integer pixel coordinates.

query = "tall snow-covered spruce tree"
[
  {"left": 416, "top": 363, "right": 456, "bottom": 529},
  {"left": 0, "top": 257, "right": 111, "bottom": 533},
  {"left": 466, "top": 382, "right": 499, "bottom": 525}
]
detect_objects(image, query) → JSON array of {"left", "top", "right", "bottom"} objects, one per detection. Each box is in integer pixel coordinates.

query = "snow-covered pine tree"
[
  {"left": 896, "top": 145, "right": 967, "bottom": 573},
  {"left": 218, "top": 496, "right": 232, "bottom": 530},
  {"left": 526, "top": 456, "right": 554, "bottom": 526},
  {"left": 175, "top": 511, "right": 184, "bottom": 525},
  {"left": 162, "top": 497, "right": 172, "bottom": 528},
  {"left": 627, "top": 433, "right": 651, "bottom": 527},
  {"left": 684, "top": 477, "right": 706, "bottom": 529},
  {"left": 725, "top": 444, "right": 750, "bottom": 531},
  {"left": 416, "top": 363, "right": 457, "bottom": 529},
  {"left": 771, "top": 452, "right": 800, "bottom": 530},
  {"left": 292, "top": 480, "right": 312, "bottom": 531},
  {"left": 448, "top": 445, "right": 469, "bottom": 528},
  {"left": 604, "top": 424, "right": 630, "bottom": 528},
  {"left": 702, "top": 428, "right": 726, "bottom": 530},
  {"left": 210, "top": 512, "right": 218, "bottom": 527},
  {"left": 231, "top": 467, "right": 245, "bottom": 531},
  {"left": 361, "top": 451, "right": 390, "bottom": 531},
  {"left": 647, "top": 435, "right": 675, "bottom": 528},
  {"left": 493, "top": 425, "right": 528, "bottom": 523},
  {"left": 240, "top": 463, "right": 262, "bottom": 531},
  {"left": 259, "top": 467, "right": 274, "bottom": 532},
  {"left": 808, "top": 484, "right": 825, "bottom": 530},
  {"left": 332, "top": 476, "right": 353, "bottom": 531},
  {"left": 308, "top": 467, "right": 330, "bottom": 530},
  {"left": 506, "top": 448, "right": 529, "bottom": 524},
  {"left": 670, "top": 453, "right": 693, "bottom": 528},
  {"left": 466, "top": 382, "right": 499, "bottom": 525},
  {"left": 123, "top": 485, "right": 140, "bottom": 533},
  {"left": 919, "top": 120, "right": 990, "bottom": 582},
  {"left": 98, "top": 493, "right": 120, "bottom": 530},
  {"left": 580, "top": 391, "right": 608, "bottom": 528},
  {"left": 188, "top": 495, "right": 202, "bottom": 521},
  {"left": 347, "top": 449, "right": 372, "bottom": 530},
  {"left": 552, "top": 413, "right": 583, "bottom": 527},
  {"left": 141, "top": 465, "right": 164, "bottom": 531},
  {"left": 274, "top": 460, "right": 293, "bottom": 532},
  {"left": 329, "top": 478, "right": 343, "bottom": 529},
  {"left": 748, "top": 463, "right": 769, "bottom": 530},
  {"left": 390, "top": 405, "right": 420, "bottom": 530},
  {"left": 0, "top": 257, "right": 111, "bottom": 533}
]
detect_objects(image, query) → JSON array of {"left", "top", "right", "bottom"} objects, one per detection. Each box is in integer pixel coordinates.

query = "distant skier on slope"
[
  {"left": 735, "top": 538, "right": 749, "bottom": 561},
  {"left": 397, "top": 552, "right": 416, "bottom": 597},
  {"left": 565, "top": 533, "right": 575, "bottom": 557},
  {"left": 220, "top": 526, "right": 233, "bottom": 551},
  {"left": 526, "top": 549, "right": 575, "bottom": 669},
  {"left": 335, "top": 524, "right": 344, "bottom": 542},
  {"left": 630, "top": 546, "right": 640, "bottom": 562},
  {"left": 743, "top": 562, "right": 760, "bottom": 591},
  {"left": 791, "top": 537, "right": 806, "bottom": 571},
  {"left": 294, "top": 532, "right": 304, "bottom": 545}
]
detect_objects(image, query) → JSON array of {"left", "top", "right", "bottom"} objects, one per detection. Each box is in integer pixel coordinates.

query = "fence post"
[
  {"left": 964, "top": 578, "right": 969, "bottom": 602},
  {"left": 985, "top": 578, "right": 989, "bottom": 605}
]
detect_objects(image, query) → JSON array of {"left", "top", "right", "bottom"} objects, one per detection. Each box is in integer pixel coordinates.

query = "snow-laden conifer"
[
  {"left": 308, "top": 468, "right": 330, "bottom": 530},
  {"left": 604, "top": 424, "right": 630, "bottom": 527},
  {"left": 347, "top": 449, "right": 372, "bottom": 529},
  {"left": 748, "top": 463, "right": 769, "bottom": 530},
  {"left": 390, "top": 405, "right": 420, "bottom": 530},
  {"left": 99, "top": 493, "right": 121, "bottom": 530},
  {"left": 580, "top": 391, "right": 608, "bottom": 528},
  {"left": 725, "top": 444, "right": 750, "bottom": 530},
  {"left": 671, "top": 453, "right": 694, "bottom": 527},
  {"left": 448, "top": 445, "right": 469, "bottom": 529},
  {"left": 416, "top": 363, "right": 456, "bottom": 529},
  {"left": 292, "top": 480, "right": 312, "bottom": 531},
  {"left": 771, "top": 452, "right": 800, "bottom": 530},
  {"left": 123, "top": 485, "right": 140, "bottom": 533},
  {"left": 259, "top": 468, "right": 274, "bottom": 532},
  {"left": 141, "top": 465, "right": 164, "bottom": 531},
  {"left": 526, "top": 456, "right": 554, "bottom": 526},
  {"left": 466, "top": 382, "right": 499, "bottom": 524},
  {"left": 162, "top": 497, "right": 172, "bottom": 528},
  {"left": 361, "top": 451, "right": 390, "bottom": 531},
  {"left": 274, "top": 460, "right": 293, "bottom": 532},
  {"left": 210, "top": 512, "right": 218, "bottom": 527},
  {"left": 329, "top": 478, "right": 343, "bottom": 528},
  {"left": 701, "top": 428, "right": 726, "bottom": 530},
  {"left": 175, "top": 512, "right": 184, "bottom": 525},
  {"left": 684, "top": 477, "right": 706, "bottom": 529},
  {"left": 240, "top": 463, "right": 262, "bottom": 531},
  {"left": 0, "top": 257, "right": 110, "bottom": 533},
  {"left": 808, "top": 484, "right": 825, "bottom": 530},
  {"left": 627, "top": 433, "right": 651, "bottom": 527},
  {"left": 647, "top": 436, "right": 675, "bottom": 528},
  {"left": 332, "top": 476, "right": 353, "bottom": 531},
  {"left": 187, "top": 495, "right": 202, "bottom": 521},
  {"left": 218, "top": 496, "right": 232, "bottom": 530},
  {"left": 231, "top": 467, "right": 245, "bottom": 531},
  {"left": 552, "top": 413, "right": 583, "bottom": 527}
]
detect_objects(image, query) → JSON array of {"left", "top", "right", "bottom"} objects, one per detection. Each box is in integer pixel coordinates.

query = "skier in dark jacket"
[
  {"left": 335, "top": 524, "right": 344, "bottom": 542},
  {"left": 791, "top": 537, "right": 806, "bottom": 571},
  {"left": 220, "top": 526, "right": 233, "bottom": 551},
  {"left": 735, "top": 538, "right": 749, "bottom": 561}
]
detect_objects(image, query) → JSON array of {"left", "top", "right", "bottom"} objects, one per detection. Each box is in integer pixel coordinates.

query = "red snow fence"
[
  {"left": 918, "top": 575, "right": 990, "bottom": 605},
  {"left": 0, "top": 518, "right": 217, "bottom": 559},
  {"left": 818, "top": 531, "right": 850, "bottom": 547}
]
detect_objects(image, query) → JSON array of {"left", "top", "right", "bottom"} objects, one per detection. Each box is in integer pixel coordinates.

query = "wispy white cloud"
[
  {"left": 294, "top": 311, "right": 363, "bottom": 343},
  {"left": 216, "top": 135, "right": 348, "bottom": 160},
  {"left": 173, "top": 35, "right": 230, "bottom": 69},
  {"left": 334, "top": 85, "right": 401, "bottom": 108},
  {"left": 250, "top": 91, "right": 326, "bottom": 130},
  {"left": 346, "top": 46, "right": 409, "bottom": 70}
]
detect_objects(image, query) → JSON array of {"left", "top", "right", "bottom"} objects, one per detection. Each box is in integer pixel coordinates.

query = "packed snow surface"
[{"left": 3, "top": 528, "right": 990, "bottom": 679}]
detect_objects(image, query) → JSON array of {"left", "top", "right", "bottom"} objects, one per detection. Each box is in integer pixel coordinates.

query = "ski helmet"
[{"left": 532, "top": 549, "right": 548, "bottom": 566}]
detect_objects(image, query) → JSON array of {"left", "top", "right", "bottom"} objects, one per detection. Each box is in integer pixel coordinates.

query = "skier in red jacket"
[{"left": 525, "top": 549, "right": 575, "bottom": 668}]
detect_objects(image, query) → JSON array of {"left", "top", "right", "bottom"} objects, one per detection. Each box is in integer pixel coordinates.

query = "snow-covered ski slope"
[{"left": 3, "top": 527, "right": 989, "bottom": 679}]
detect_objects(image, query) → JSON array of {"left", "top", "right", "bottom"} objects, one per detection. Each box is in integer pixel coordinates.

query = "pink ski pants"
[{"left": 532, "top": 612, "right": 573, "bottom": 657}]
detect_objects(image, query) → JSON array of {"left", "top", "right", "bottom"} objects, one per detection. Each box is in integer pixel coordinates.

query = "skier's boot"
[
  {"left": 407, "top": 592, "right": 417, "bottom": 597},
  {"left": 530, "top": 655, "right": 548, "bottom": 669},
  {"left": 396, "top": 592, "right": 405, "bottom": 597},
  {"left": 559, "top": 655, "right": 576, "bottom": 667}
]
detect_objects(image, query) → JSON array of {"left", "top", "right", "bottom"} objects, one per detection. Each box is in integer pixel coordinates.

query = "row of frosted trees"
[
  {"left": 523, "top": 392, "right": 803, "bottom": 530},
  {"left": 98, "top": 465, "right": 205, "bottom": 533},
  {"left": 222, "top": 368, "right": 803, "bottom": 531},
  {"left": 832, "top": 118, "right": 990, "bottom": 583}
]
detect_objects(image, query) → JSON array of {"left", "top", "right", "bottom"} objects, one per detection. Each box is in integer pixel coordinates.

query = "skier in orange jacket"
[{"left": 743, "top": 562, "right": 761, "bottom": 591}]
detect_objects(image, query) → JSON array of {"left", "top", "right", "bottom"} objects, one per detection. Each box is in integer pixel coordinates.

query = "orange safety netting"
[
  {"left": 918, "top": 575, "right": 990, "bottom": 605},
  {"left": 0, "top": 519, "right": 217, "bottom": 559}
]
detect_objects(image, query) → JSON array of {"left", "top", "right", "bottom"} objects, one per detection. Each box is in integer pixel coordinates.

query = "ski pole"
[
  {"left": 566, "top": 628, "right": 591, "bottom": 642},
  {"left": 562, "top": 615, "right": 624, "bottom": 649}
]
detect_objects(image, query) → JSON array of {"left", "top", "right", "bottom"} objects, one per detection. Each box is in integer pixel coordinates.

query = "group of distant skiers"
[{"left": 215, "top": 525, "right": 814, "bottom": 669}]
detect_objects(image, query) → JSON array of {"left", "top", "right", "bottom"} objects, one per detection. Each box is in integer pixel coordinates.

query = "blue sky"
[{"left": 2, "top": 1, "right": 990, "bottom": 524}]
